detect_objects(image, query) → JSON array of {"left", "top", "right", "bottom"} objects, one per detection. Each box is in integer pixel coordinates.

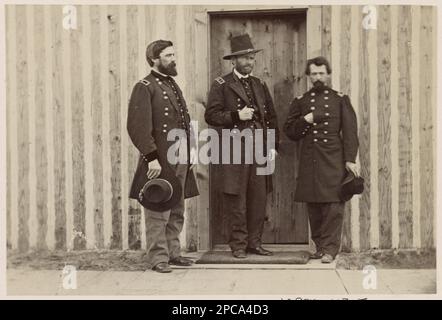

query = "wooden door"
[{"left": 209, "top": 12, "right": 309, "bottom": 245}]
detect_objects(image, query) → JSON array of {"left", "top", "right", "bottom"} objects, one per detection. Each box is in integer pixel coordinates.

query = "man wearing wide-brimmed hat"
[
  {"left": 127, "top": 39, "right": 199, "bottom": 273},
  {"left": 205, "top": 34, "right": 280, "bottom": 258}
]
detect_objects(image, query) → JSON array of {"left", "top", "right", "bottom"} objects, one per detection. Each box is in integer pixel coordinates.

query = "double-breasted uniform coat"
[
  {"left": 127, "top": 70, "right": 199, "bottom": 267},
  {"left": 205, "top": 70, "right": 280, "bottom": 251},
  {"left": 204, "top": 71, "right": 280, "bottom": 195},
  {"left": 283, "top": 86, "right": 358, "bottom": 202},
  {"left": 284, "top": 85, "right": 359, "bottom": 258},
  {"left": 127, "top": 71, "right": 199, "bottom": 201}
]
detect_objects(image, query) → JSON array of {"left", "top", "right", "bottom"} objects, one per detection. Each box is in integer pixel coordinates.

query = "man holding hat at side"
[
  {"left": 283, "top": 56, "right": 362, "bottom": 263},
  {"left": 127, "top": 40, "right": 199, "bottom": 273},
  {"left": 205, "top": 34, "right": 280, "bottom": 258}
]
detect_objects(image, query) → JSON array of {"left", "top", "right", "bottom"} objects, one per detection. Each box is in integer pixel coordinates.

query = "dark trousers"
[
  {"left": 143, "top": 164, "right": 188, "bottom": 268},
  {"left": 223, "top": 162, "right": 267, "bottom": 251},
  {"left": 307, "top": 202, "right": 345, "bottom": 258}
]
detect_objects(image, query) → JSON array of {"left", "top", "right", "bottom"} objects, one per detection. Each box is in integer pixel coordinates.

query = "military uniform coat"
[
  {"left": 283, "top": 86, "right": 358, "bottom": 203},
  {"left": 204, "top": 71, "right": 280, "bottom": 195},
  {"left": 127, "top": 71, "right": 199, "bottom": 200}
]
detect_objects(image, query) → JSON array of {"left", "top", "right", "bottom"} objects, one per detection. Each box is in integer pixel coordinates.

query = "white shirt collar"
[{"left": 233, "top": 68, "right": 249, "bottom": 79}]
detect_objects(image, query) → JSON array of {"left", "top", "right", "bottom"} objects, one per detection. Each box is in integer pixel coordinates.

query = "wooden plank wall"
[
  {"left": 320, "top": 5, "right": 436, "bottom": 251},
  {"left": 6, "top": 4, "right": 201, "bottom": 251},
  {"left": 6, "top": 5, "right": 436, "bottom": 252}
]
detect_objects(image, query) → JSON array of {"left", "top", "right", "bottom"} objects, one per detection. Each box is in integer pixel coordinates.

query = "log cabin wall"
[{"left": 5, "top": 5, "right": 436, "bottom": 252}]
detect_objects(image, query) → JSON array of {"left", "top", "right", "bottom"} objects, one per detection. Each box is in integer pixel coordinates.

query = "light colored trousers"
[{"left": 143, "top": 164, "right": 188, "bottom": 268}]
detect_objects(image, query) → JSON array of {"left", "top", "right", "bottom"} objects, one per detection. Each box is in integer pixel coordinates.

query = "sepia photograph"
[{"left": 2, "top": 0, "right": 439, "bottom": 299}]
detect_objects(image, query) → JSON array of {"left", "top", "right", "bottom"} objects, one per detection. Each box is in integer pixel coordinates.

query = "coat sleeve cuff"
[
  {"left": 142, "top": 150, "right": 159, "bottom": 162},
  {"left": 344, "top": 156, "right": 356, "bottom": 163},
  {"left": 231, "top": 111, "right": 241, "bottom": 124}
]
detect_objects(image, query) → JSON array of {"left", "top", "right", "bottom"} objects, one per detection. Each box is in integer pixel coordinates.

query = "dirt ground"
[
  {"left": 7, "top": 248, "right": 436, "bottom": 271},
  {"left": 335, "top": 248, "right": 436, "bottom": 269}
]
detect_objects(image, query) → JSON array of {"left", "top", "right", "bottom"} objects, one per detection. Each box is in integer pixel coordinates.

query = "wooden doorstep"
[{"left": 212, "top": 244, "right": 312, "bottom": 252}]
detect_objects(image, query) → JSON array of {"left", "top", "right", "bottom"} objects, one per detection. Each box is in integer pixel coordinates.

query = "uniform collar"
[
  {"left": 233, "top": 68, "right": 250, "bottom": 79},
  {"left": 151, "top": 69, "right": 172, "bottom": 81}
]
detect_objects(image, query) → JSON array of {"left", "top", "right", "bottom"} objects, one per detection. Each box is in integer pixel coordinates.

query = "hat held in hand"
[
  {"left": 339, "top": 171, "right": 364, "bottom": 202},
  {"left": 138, "top": 168, "right": 182, "bottom": 211}
]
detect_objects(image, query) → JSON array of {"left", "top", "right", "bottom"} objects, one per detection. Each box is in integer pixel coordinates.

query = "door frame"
[{"left": 194, "top": 5, "right": 322, "bottom": 251}]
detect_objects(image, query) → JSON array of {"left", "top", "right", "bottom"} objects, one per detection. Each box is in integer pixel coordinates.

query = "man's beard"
[
  {"left": 236, "top": 64, "right": 253, "bottom": 75},
  {"left": 311, "top": 80, "right": 326, "bottom": 91},
  {"left": 158, "top": 62, "right": 177, "bottom": 76}
]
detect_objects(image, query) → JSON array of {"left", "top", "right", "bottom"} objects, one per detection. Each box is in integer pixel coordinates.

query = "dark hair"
[
  {"left": 145, "top": 40, "right": 173, "bottom": 67},
  {"left": 305, "top": 56, "right": 332, "bottom": 75}
]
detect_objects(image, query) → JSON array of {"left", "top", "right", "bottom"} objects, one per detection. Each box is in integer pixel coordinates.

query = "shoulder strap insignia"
[
  {"left": 337, "top": 91, "right": 345, "bottom": 97},
  {"left": 215, "top": 77, "right": 225, "bottom": 85},
  {"left": 140, "top": 79, "right": 150, "bottom": 86},
  {"left": 296, "top": 94, "right": 303, "bottom": 100}
]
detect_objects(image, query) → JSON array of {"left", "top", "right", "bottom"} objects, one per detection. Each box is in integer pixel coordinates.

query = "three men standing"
[
  {"left": 205, "top": 34, "right": 279, "bottom": 258},
  {"left": 127, "top": 36, "right": 359, "bottom": 269},
  {"left": 284, "top": 56, "right": 359, "bottom": 263}
]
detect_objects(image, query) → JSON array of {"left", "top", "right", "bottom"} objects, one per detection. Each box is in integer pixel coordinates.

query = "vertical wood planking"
[
  {"left": 70, "top": 6, "right": 86, "bottom": 250},
  {"left": 419, "top": 6, "right": 434, "bottom": 248},
  {"left": 119, "top": 5, "right": 129, "bottom": 250},
  {"left": 6, "top": 5, "right": 11, "bottom": 249},
  {"left": 175, "top": 5, "right": 188, "bottom": 248},
  {"left": 5, "top": 4, "right": 436, "bottom": 252},
  {"left": 358, "top": 5, "right": 371, "bottom": 251},
  {"left": 321, "top": 6, "right": 332, "bottom": 63},
  {"left": 27, "top": 5, "right": 37, "bottom": 250},
  {"left": 62, "top": 5, "right": 74, "bottom": 251},
  {"left": 33, "top": 5, "right": 49, "bottom": 250},
  {"left": 126, "top": 5, "right": 142, "bottom": 250},
  {"left": 377, "top": 5, "right": 393, "bottom": 249},
  {"left": 82, "top": 5, "right": 95, "bottom": 249},
  {"left": 7, "top": 5, "right": 19, "bottom": 250},
  {"left": 350, "top": 5, "right": 361, "bottom": 251},
  {"left": 390, "top": 5, "right": 400, "bottom": 249},
  {"left": 90, "top": 5, "right": 104, "bottom": 249},
  {"left": 101, "top": 6, "right": 112, "bottom": 249},
  {"left": 340, "top": 5, "right": 352, "bottom": 251},
  {"left": 16, "top": 5, "right": 30, "bottom": 252},
  {"left": 52, "top": 6, "right": 67, "bottom": 250},
  {"left": 410, "top": 6, "right": 421, "bottom": 249},
  {"left": 307, "top": 6, "right": 322, "bottom": 59},
  {"left": 108, "top": 6, "right": 122, "bottom": 249},
  {"left": 184, "top": 6, "right": 199, "bottom": 251},
  {"left": 330, "top": 6, "right": 340, "bottom": 91},
  {"left": 272, "top": 17, "right": 298, "bottom": 243},
  {"left": 44, "top": 5, "right": 55, "bottom": 250},
  {"left": 432, "top": 7, "right": 436, "bottom": 248},
  {"left": 368, "top": 7, "right": 379, "bottom": 249},
  {"left": 397, "top": 5, "right": 413, "bottom": 248},
  {"left": 296, "top": 17, "right": 308, "bottom": 246},
  {"left": 194, "top": 9, "right": 210, "bottom": 250}
]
